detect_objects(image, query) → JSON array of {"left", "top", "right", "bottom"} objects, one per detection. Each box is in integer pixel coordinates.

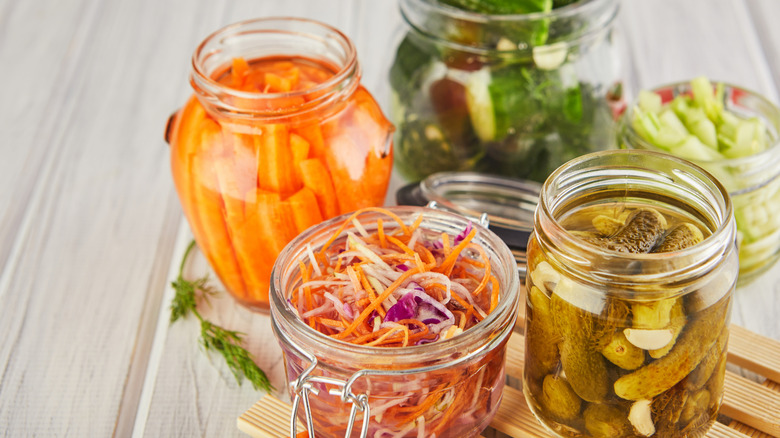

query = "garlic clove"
[
  {"left": 628, "top": 399, "right": 656, "bottom": 437},
  {"left": 529, "top": 261, "right": 560, "bottom": 294},
  {"left": 623, "top": 328, "right": 674, "bottom": 351}
]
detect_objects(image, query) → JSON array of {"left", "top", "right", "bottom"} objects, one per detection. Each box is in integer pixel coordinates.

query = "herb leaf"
[{"left": 170, "top": 240, "right": 274, "bottom": 393}]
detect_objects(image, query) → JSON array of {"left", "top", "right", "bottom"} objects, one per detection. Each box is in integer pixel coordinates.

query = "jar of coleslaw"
[{"left": 270, "top": 206, "right": 520, "bottom": 438}]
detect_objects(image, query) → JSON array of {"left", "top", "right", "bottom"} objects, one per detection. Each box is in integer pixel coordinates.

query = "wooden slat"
[
  {"left": 727, "top": 324, "right": 780, "bottom": 383},
  {"left": 490, "top": 386, "right": 550, "bottom": 438},
  {"left": 709, "top": 422, "right": 753, "bottom": 438},
  {"left": 237, "top": 395, "right": 295, "bottom": 438},
  {"left": 720, "top": 371, "right": 780, "bottom": 437},
  {"left": 727, "top": 377, "right": 779, "bottom": 437}
]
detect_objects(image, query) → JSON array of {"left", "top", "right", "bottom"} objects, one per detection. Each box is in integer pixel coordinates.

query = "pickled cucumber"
[
  {"left": 686, "top": 326, "right": 729, "bottom": 390},
  {"left": 585, "top": 208, "right": 668, "bottom": 253},
  {"left": 526, "top": 286, "right": 561, "bottom": 379},
  {"left": 652, "top": 223, "right": 704, "bottom": 253},
  {"left": 649, "top": 298, "right": 686, "bottom": 359},
  {"left": 613, "top": 297, "right": 729, "bottom": 400},
  {"left": 680, "top": 389, "right": 711, "bottom": 425},
  {"left": 583, "top": 403, "right": 630, "bottom": 437},
  {"left": 551, "top": 293, "right": 610, "bottom": 403},
  {"left": 540, "top": 374, "right": 582, "bottom": 421},
  {"left": 601, "top": 331, "right": 645, "bottom": 370}
]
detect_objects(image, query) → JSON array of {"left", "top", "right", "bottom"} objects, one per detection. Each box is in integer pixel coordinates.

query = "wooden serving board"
[{"left": 238, "top": 303, "right": 780, "bottom": 438}]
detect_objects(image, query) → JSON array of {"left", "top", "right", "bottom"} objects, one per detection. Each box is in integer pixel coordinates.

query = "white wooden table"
[{"left": 1, "top": 0, "right": 779, "bottom": 436}]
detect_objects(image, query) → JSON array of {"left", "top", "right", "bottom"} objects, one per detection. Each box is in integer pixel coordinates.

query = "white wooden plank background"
[{"left": 0, "top": 0, "right": 777, "bottom": 437}]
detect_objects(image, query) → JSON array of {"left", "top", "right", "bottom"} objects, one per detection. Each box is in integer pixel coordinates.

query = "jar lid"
[{"left": 396, "top": 172, "right": 540, "bottom": 265}]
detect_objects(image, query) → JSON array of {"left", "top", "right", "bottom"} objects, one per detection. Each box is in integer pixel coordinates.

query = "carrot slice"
[
  {"left": 255, "top": 124, "right": 298, "bottom": 194},
  {"left": 231, "top": 57, "right": 250, "bottom": 88},
  {"left": 298, "top": 158, "right": 339, "bottom": 218},
  {"left": 190, "top": 121, "right": 247, "bottom": 297},
  {"left": 289, "top": 132, "right": 310, "bottom": 183},
  {"left": 292, "top": 123, "right": 326, "bottom": 158},
  {"left": 264, "top": 72, "right": 293, "bottom": 93},
  {"left": 254, "top": 191, "right": 297, "bottom": 255},
  {"left": 286, "top": 186, "right": 324, "bottom": 234},
  {"left": 169, "top": 97, "right": 207, "bottom": 247}
]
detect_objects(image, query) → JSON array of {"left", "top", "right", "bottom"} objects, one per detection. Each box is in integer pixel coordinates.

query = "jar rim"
[
  {"left": 621, "top": 80, "right": 780, "bottom": 183},
  {"left": 270, "top": 206, "right": 520, "bottom": 364},
  {"left": 399, "top": 0, "right": 619, "bottom": 55},
  {"left": 536, "top": 150, "right": 737, "bottom": 291},
  {"left": 190, "top": 16, "right": 359, "bottom": 117},
  {"left": 402, "top": 0, "right": 608, "bottom": 23}
]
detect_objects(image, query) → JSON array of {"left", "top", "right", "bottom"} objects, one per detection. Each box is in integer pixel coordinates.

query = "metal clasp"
[{"left": 289, "top": 351, "right": 372, "bottom": 438}]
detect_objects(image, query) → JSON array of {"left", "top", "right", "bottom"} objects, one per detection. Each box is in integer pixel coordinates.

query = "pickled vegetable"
[
  {"left": 613, "top": 296, "right": 729, "bottom": 400},
  {"left": 524, "top": 202, "right": 732, "bottom": 437},
  {"left": 583, "top": 403, "right": 630, "bottom": 437},
  {"left": 525, "top": 286, "right": 560, "bottom": 380},
  {"left": 601, "top": 331, "right": 645, "bottom": 370},
  {"left": 540, "top": 374, "right": 582, "bottom": 421},
  {"left": 551, "top": 292, "right": 611, "bottom": 403},
  {"left": 584, "top": 208, "right": 667, "bottom": 253}
]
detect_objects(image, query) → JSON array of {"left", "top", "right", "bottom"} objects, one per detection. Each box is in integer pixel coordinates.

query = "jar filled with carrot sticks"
[
  {"left": 167, "top": 18, "right": 394, "bottom": 311},
  {"left": 270, "top": 207, "right": 520, "bottom": 438}
]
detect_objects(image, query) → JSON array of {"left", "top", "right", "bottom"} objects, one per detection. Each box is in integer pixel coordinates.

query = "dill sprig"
[{"left": 170, "top": 240, "right": 273, "bottom": 393}]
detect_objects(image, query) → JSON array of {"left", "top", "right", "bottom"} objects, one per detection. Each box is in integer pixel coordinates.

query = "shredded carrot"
[
  {"left": 377, "top": 218, "right": 387, "bottom": 248},
  {"left": 437, "top": 227, "right": 477, "bottom": 276},
  {"left": 289, "top": 207, "right": 500, "bottom": 351}
]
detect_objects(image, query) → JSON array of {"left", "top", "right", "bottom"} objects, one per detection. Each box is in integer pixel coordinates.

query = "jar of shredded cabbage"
[
  {"left": 270, "top": 207, "right": 519, "bottom": 438},
  {"left": 524, "top": 150, "right": 738, "bottom": 438}
]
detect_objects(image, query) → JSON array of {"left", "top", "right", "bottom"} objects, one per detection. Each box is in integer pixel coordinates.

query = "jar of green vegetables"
[{"left": 389, "top": 0, "right": 623, "bottom": 183}]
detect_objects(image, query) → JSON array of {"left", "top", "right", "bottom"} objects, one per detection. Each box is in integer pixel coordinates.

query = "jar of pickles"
[
  {"left": 389, "top": 0, "right": 622, "bottom": 183},
  {"left": 167, "top": 18, "right": 394, "bottom": 311},
  {"left": 620, "top": 78, "right": 780, "bottom": 283},
  {"left": 524, "top": 150, "right": 738, "bottom": 437},
  {"left": 270, "top": 207, "right": 520, "bottom": 438}
]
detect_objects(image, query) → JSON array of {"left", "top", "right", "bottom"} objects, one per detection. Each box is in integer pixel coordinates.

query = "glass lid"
[{"left": 396, "top": 172, "right": 541, "bottom": 269}]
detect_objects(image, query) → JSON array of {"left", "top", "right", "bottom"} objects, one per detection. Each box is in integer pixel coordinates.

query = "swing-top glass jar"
[
  {"left": 270, "top": 207, "right": 520, "bottom": 438},
  {"left": 167, "top": 18, "right": 394, "bottom": 311},
  {"left": 524, "top": 150, "right": 738, "bottom": 437},
  {"left": 389, "top": 0, "right": 623, "bottom": 183}
]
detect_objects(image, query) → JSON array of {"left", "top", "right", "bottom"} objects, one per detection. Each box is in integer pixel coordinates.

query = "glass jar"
[
  {"left": 388, "top": 0, "right": 622, "bottom": 183},
  {"left": 270, "top": 207, "right": 520, "bottom": 438},
  {"left": 620, "top": 80, "right": 780, "bottom": 284},
  {"left": 167, "top": 18, "right": 394, "bottom": 311},
  {"left": 523, "top": 150, "right": 738, "bottom": 438}
]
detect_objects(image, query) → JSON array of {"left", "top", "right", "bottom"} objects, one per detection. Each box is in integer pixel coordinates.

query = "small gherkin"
[
  {"left": 584, "top": 208, "right": 668, "bottom": 253},
  {"left": 601, "top": 330, "right": 645, "bottom": 370},
  {"left": 614, "top": 297, "right": 730, "bottom": 400},
  {"left": 583, "top": 403, "right": 631, "bottom": 437},
  {"left": 652, "top": 222, "right": 705, "bottom": 253},
  {"left": 551, "top": 293, "right": 611, "bottom": 403},
  {"left": 540, "top": 374, "right": 582, "bottom": 421}
]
